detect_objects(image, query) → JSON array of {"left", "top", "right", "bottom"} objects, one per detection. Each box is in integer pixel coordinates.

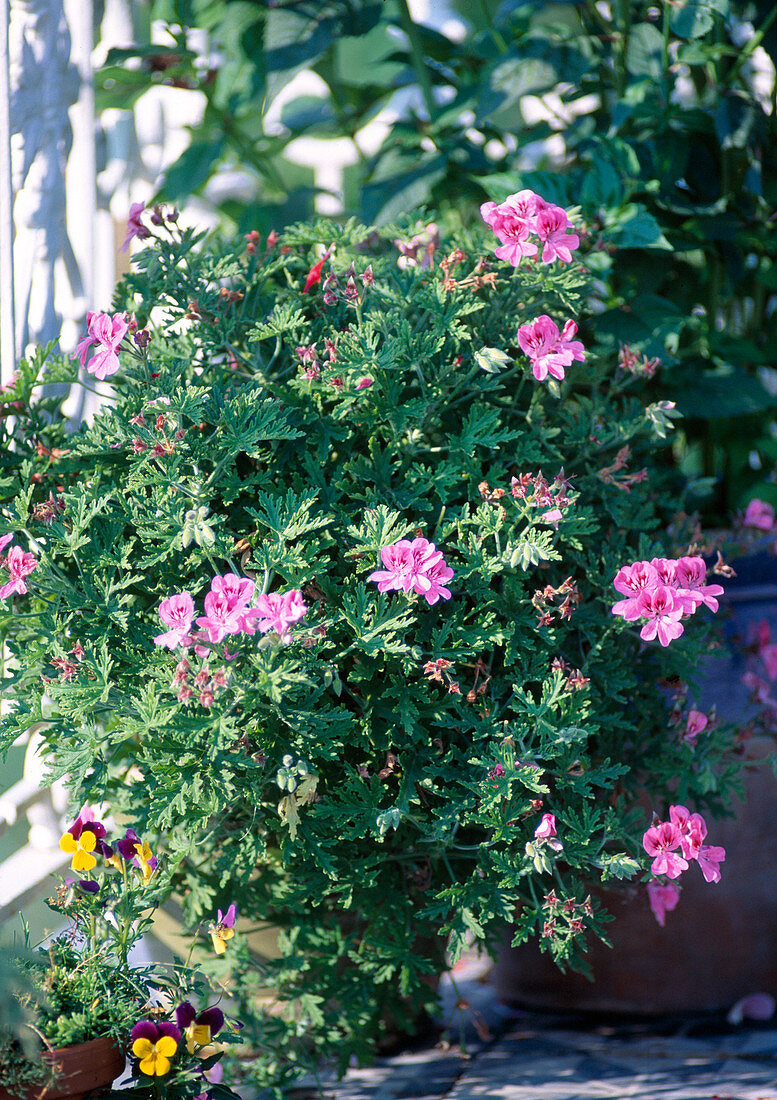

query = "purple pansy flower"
[
  {"left": 65, "top": 876, "right": 100, "bottom": 894},
  {"left": 209, "top": 903, "right": 237, "bottom": 955},
  {"left": 116, "top": 828, "right": 158, "bottom": 875},
  {"left": 130, "top": 1019, "right": 182, "bottom": 1045},
  {"left": 175, "top": 1002, "right": 225, "bottom": 1034},
  {"left": 175, "top": 1001, "right": 225, "bottom": 1054},
  {"left": 218, "top": 903, "right": 237, "bottom": 927}
]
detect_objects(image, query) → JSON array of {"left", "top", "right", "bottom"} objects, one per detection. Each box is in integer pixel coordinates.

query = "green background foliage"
[{"left": 99, "top": 0, "right": 777, "bottom": 519}]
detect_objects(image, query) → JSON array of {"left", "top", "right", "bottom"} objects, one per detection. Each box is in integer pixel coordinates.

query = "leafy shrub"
[
  {"left": 0, "top": 200, "right": 740, "bottom": 1090},
  {"left": 104, "top": 0, "right": 777, "bottom": 519}
]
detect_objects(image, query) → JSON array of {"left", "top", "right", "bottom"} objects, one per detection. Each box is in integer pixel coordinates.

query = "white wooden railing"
[{"left": 0, "top": 0, "right": 161, "bottom": 922}]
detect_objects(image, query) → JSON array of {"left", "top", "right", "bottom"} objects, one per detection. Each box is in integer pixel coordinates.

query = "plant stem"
[
  {"left": 477, "top": 0, "right": 509, "bottom": 53},
  {"left": 396, "top": 0, "right": 437, "bottom": 123},
  {"left": 204, "top": 101, "right": 288, "bottom": 194},
  {"left": 614, "top": 0, "right": 632, "bottom": 99},
  {"left": 661, "top": 1, "right": 671, "bottom": 108}
]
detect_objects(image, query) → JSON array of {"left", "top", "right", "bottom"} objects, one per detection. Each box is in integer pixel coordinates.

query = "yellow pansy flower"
[
  {"left": 133, "top": 840, "right": 156, "bottom": 882},
  {"left": 59, "top": 828, "right": 97, "bottom": 872},
  {"left": 131, "top": 1034, "right": 178, "bottom": 1076}
]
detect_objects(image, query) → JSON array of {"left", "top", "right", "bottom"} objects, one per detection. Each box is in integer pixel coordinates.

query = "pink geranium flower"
[
  {"left": 647, "top": 879, "right": 681, "bottom": 927},
  {"left": 682, "top": 709, "right": 708, "bottom": 746},
  {"left": 120, "top": 202, "right": 151, "bottom": 253},
  {"left": 196, "top": 591, "right": 246, "bottom": 644},
  {"left": 669, "top": 804, "right": 707, "bottom": 860},
  {"left": 642, "top": 821, "right": 688, "bottom": 878},
  {"left": 612, "top": 556, "right": 721, "bottom": 643},
  {"left": 422, "top": 557, "right": 454, "bottom": 605},
  {"left": 481, "top": 190, "right": 544, "bottom": 265},
  {"left": 636, "top": 586, "right": 685, "bottom": 646},
  {"left": 251, "top": 589, "right": 307, "bottom": 643},
  {"left": 697, "top": 844, "right": 726, "bottom": 883},
  {"left": 74, "top": 312, "right": 129, "bottom": 380},
  {"left": 368, "top": 537, "right": 453, "bottom": 606},
  {"left": 534, "top": 812, "right": 563, "bottom": 851},
  {"left": 674, "top": 555, "right": 724, "bottom": 613},
  {"left": 650, "top": 805, "right": 725, "bottom": 883},
  {"left": 153, "top": 592, "right": 195, "bottom": 649},
  {"left": 0, "top": 533, "right": 13, "bottom": 557},
  {"left": 649, "top": 556, "right": 678, "bottom": 589},
  {"left": 210, "top": 572, "right": 255, "bottom": 608},
  {"left": 535, "top": 205, "right": 580, "bottom": 264},
  {"left": 194, "top": 573, "right": 258, "bottom": 643},
  {"left": 368, "top": 540, "right": 419, "bottom": 594},
  {"left": 516, "top": 315, "right": 585, "bottom": 382},
  {"left": 611, "top": 560, "right": 660, "bottom": 621},
  {"left": 744, "top": 498, "right": 775, "bottom": 531},
  {"left": 0, "top": 545, "right": 37, "bottom": 599}
]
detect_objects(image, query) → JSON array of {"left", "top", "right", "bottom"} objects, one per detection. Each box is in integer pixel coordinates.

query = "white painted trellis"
[
  {"left": 0, "top": 0, "right": 156, "bottom": 920},
  {"left": 1, "top": 0, "right": 84, "bottom": 919}
]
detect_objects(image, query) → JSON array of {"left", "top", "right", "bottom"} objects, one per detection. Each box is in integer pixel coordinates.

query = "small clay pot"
[{"left": 0, "top": 1037, "right": 126, "bottom": 1100}]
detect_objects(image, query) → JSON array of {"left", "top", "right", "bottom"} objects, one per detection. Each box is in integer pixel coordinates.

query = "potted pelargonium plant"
[
  {"left": 0, "top": 807, "right": 243, "bottom": 1099},
  {"left": 0, "top": 192, "right": 741, "bottom": 1090}
]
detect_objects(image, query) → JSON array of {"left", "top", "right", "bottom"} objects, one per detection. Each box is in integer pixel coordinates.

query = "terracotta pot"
[
  {"left": 497, "top": 740, "right": 777, "bottom": 1013},
  {"left": 495, "top": 571, "right": 777, "bottom": 1015},
  {"left": 0, "top": 1037, "right": 125, "bottom": 1100}
]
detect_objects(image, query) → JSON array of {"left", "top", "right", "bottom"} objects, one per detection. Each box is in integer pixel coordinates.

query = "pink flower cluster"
[
  {"left": 611, "top": 556, "right": 724, "bottom": 647},
  {"left": 153, "top": 573, "right": 307, "bottom": 654},
  {"left": 643, "top": 805, "right": 725, "bottom": 926},
  {"left": 74, "top": 312, "right": 129, "bottom": 380},
  {"left": 0, "top": 533, "right": 37, "bottom": 600},
  {"left": 743, "top": 498, "right": 776, "bottom": 533},
  {"left": 368, "top": 537, "right": 453, "bottom": 605},
  {"left": 739, "top": 618, "right": 777, "bottom": 726},
  {"left": 171, "top": 656, "right": 229, "bottom": 708},
  {"left": 516, "top": 315, "right": 585, "bottom": 382},
  {"left": 480, "top": 189, "right": 579, "bottom": 266}
]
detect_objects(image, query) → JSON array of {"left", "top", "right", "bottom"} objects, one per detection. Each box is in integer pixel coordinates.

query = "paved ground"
[
  {"left": 331, "top": 1019, "right": 777, "bottom": 1100},
  {"left": 313, "top": 960, "right": 777, "bottom": 1100}
]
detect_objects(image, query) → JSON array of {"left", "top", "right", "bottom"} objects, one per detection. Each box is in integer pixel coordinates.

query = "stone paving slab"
[
  {"left": 247, "top": 962, "right": 777, "bottom": 1100},
  {"left": 444, "top": 1026, "right": 777, "bottom": 1100},
  {"left": 331, "top": 1050, "right": 473, "bottom": 1100},
  {"left": 325, "top": 1020, "right": 777, "bottom": 1100}
]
